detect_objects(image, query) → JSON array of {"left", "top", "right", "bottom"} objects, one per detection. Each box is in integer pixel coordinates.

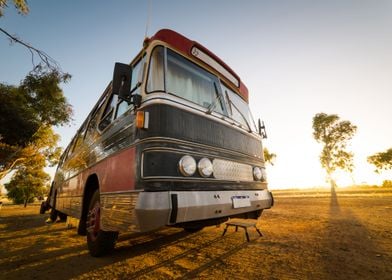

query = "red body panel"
[
  {"left": 64, "top": 147, "right": 137, "bottom": 195},
  {"left": 96, "top": 147, "right": 136, "bottom": 193}
]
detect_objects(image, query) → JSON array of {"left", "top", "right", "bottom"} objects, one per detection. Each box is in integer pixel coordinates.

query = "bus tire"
[
  {"left": 58, "top": 212, "right": 67, "bottom": 222},
  {"left": 86, "top": 190, "right": 118, "bottom": 257},
  {"left": 49, "top": 209, "right": 58, "bottom": 222}
]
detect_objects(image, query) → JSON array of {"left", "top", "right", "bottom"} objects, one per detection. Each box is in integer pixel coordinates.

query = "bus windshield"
[
  {"left": 222, "top": 83, "right": 257, "bottom": 132},
  {"left": 147, "top": 46, "right": 257, "bottom": 131}
]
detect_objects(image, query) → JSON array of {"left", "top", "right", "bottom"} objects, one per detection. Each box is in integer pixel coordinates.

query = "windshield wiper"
[
  {"left": 229, "top": 101, "right": 252, "bottom": 132},
  {"left": 206, "top": 82, "right": 223, "bottom": 114}
]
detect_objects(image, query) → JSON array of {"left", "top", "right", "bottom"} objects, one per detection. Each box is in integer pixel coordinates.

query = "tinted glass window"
[
  {"left": 166, "top": 49, "right": 223, "bottom": 114},
  {"left": 222, "top": 83, "right": 257, "bottom": 131},
  {"left": 98, "top": 95, "right": 117, "bottom": 131},
  {"left": 147, "top": 46, "right": 164, "bottom": 92}
]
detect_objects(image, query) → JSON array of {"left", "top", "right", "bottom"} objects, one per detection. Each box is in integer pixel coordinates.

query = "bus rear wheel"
[{"left": 86, "top": 190, "right": 118, "bottom": 257}]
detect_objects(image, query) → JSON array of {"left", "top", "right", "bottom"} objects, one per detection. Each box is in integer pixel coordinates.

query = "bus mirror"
[
  {"left": 258, "top": 119, "right": 267, "bottom": 139},
  {"left": 112, "top": 63, "right": 131, "bottom": 101},
  {"left": 132, "top": 93, "right": 142, "bottom": 108}
]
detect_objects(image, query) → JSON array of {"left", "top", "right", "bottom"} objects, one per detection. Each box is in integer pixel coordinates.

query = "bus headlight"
[
  {"left": 179, "top": 155, "right": 197, "bottom": 176},
  {"left": 198, "top": 158, "right": 213, "bottom": 177},
  {"left": 253, "top": 167, "right": 262, "bottom": 180}
]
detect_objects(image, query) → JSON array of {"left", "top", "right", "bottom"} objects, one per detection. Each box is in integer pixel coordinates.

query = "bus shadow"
[
  {"left": 1, "top": 227, "right": 195, "bottom": 279},
  {"left": 320, "top": 186, "right": 385, "bottom": 279},
  {"left": 0, "top": 213, "right": 50, "bottom": 232},
  {"left": 2, "top": 222, "right": 249, "bottom": 280}
]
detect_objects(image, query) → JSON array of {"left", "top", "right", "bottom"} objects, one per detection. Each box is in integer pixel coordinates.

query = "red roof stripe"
[{"left": 148, "top": 29, "right": 249, "bottom": 102}]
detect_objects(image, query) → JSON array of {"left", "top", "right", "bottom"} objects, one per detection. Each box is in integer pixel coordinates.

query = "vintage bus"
[{"left": 44, "top": 29, "right": 274, "bottom": 256}]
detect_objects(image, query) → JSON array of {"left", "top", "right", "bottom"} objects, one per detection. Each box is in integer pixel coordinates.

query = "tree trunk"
[
  {"left": 330, "top": 179, "right": 337, "bottom": 191},
  {"left": 327, "top": 171, "right": 337, "bottom": 190},
  {"left": 24, "top": 198, "right": 28, "bottom": 208}
]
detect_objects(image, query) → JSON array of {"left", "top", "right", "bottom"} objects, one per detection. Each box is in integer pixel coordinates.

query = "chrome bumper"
[
  {"left": 101, "top": 189, "right": 273, "bottom": 232},
  {"left": 135, "top": 189, "right": 273, "bottom": 232}
]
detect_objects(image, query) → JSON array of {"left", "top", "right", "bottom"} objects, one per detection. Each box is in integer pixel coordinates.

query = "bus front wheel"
[{"left": 86, "top": 190, "right": 118, "bottom": 257}]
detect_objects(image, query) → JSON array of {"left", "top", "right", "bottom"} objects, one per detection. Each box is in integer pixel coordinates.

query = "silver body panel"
[{"left": 100, "top": 189, "right": 273, "bottom": 233}]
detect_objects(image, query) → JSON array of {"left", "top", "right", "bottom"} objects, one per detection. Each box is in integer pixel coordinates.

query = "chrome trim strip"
[
  {"left": 101, "top": 190, "right": 142, "bottom": 195},
  {"left": 137, "top": 136, "right": 264, "bottom": 160},
  {"left": 142, "top": 146, "right": 263, "bottom": 164},
  {"left": 139, "top": 93, "right": 261, "bottom": 138}
]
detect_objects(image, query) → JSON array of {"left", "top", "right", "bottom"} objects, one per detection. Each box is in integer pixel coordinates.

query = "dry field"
[{"left": 0, "top": 188, "right": 391, "bottom": 279}]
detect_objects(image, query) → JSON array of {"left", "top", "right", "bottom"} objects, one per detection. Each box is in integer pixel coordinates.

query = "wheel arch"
[{"left": 77, "top": 173, "right": 100, "bottom": 235}]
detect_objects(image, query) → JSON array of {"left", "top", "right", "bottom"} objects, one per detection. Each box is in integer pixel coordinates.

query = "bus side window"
[
  {"left": 115, "top": 100, "right": 133, "bottom": 118},
  {"left": 131, "top": 55, "right": 145, "bottom": 92},
  {"left": 85, "top": 94, "right": 108, "bottom": 143},
  {"left": 73, "top": 120, "right": 88, "bottom": 152},
  {"left": 98, "top": 94, "right": 118, "bottom": 131}
]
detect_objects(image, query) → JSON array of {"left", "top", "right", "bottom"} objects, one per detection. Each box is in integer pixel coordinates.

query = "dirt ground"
[{"left": 1, "top": 188, "right": 391, "bottom": 280}]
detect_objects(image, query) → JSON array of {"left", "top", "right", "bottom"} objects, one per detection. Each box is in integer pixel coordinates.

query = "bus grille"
[{"left": 213, "top": 159, "right": 253, "bottom": 182}]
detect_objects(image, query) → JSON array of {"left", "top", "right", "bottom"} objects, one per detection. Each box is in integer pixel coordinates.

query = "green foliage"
[
  {"left": 0, "top": 0, "right": 28, "bottom": 16},
  {"left": 264, "top": 148, "right": 276, "bottom": 166},
  {"left": 0, "top": 125, "right": 63, "bottom": 181},
  {"left": 367, "top": 148, "right": 392, "bottom": 173},
  {"left": 312, "top": 113, "right": 357, "bottom": 186},
  {"left": 382, "top": 180, "right": 392, "bottom": 188},
  {"left": 0, "top": 71, "right": 72, "bottom": 146},
  {"left": 0, "top": 70, "right": 71, "bottom": 180},
  {"left": 5, "top": 166, "right": 49, "bottom": 206},
  {"left": 4, "top": 127, "right": 54, "bottom": 206}
]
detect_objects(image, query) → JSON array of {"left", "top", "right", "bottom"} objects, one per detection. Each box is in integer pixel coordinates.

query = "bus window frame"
[
  {"left": 98, "top": 94, "right": 118, "bottom": 132},
  {"left": 146, "top": 45, "right": 166, "bottom": 94},
  {"left": 221, "top": 82, "right": 257, "bottom": 132},
  {"left": 146, "top": 45, "right": 227, "bottom": 116}
]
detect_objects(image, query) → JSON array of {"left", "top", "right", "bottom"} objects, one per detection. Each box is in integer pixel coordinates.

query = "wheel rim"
[{"left": 87, "top": 200, "right": 100, "bottom": 241}]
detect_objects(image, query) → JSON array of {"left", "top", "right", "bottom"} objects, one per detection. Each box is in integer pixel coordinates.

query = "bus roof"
[{"left": 145, "top": 29, "right": 249, "bottom": 103}]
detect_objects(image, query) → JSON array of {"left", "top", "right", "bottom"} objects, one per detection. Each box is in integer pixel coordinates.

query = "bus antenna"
[{"left": 144, "top": 0, "right": 152, "bottom": 39}]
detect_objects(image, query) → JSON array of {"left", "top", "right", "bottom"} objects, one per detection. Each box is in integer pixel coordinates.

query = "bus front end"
[{"left": 130, "top": 30, "right": 273, "bottom": 232}]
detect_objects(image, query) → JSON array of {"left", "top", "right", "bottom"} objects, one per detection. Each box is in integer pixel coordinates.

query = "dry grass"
[{"left": 1, "top": 188, "right": 391, "bottom": 279}]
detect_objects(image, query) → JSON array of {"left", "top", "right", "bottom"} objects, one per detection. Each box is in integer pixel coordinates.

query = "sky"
[{"left": 1, "top": 0, "right": 391, "bottom": 189}]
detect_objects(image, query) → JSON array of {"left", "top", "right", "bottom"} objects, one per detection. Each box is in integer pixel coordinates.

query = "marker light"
[
  {"left": 178, "top": 155, "right": 197, "bottom": 176},
  {"left": 261, "top": 167, "right": 267, "bottom": 182},
  {"left": 136, "top": 111, "right": 149, "bottom": 129},
  {"left": 198, "top": 158, "right": 213, "bottom": 177}
]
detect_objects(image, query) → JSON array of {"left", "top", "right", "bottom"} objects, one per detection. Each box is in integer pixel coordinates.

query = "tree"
[
  {"left": 312, "top": 113, "right": 357, "bottom": 188},
  {"left": 4, "top": 125, "right": 60, "bottom": 206},
  {"left": 1, "top": 0, "right": 69, "bottom": 77},
  {"left": 0, "top": 0, "right": 28, "bottom": 16},
  {"left": 1, "top": 0, "right": 72, "bottom": 179},
  {"left": 367, "top": 148, "right": 392, "bottom": 173},
  {"left": 0, "top": 125, "right": 62, "bottom": 180},
  {"left": 5, "top": 166, "right": 50, "bottom": 207},
  {"left": 264, "top": 148, "right": 276, "bottom": 166},
  {"left": 0, "top": 72, "right": 71, "bottom": 180},
  {"left": 0, "top": 0, "right": 71, "bottom": 204}
]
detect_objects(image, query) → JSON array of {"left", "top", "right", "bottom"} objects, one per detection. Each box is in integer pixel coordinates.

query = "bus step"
[{"left": 221, "top": 220, "right": 263, "bottom": 242}]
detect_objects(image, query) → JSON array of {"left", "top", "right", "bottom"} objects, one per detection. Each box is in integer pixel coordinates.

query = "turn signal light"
[{"left": 136, "top": 111, "right": 149, "bottom": 129}]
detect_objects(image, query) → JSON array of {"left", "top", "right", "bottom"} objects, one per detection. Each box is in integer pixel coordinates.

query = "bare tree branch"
[{"left": 0, "top": 27, "right": 64, "bottom": 74}]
